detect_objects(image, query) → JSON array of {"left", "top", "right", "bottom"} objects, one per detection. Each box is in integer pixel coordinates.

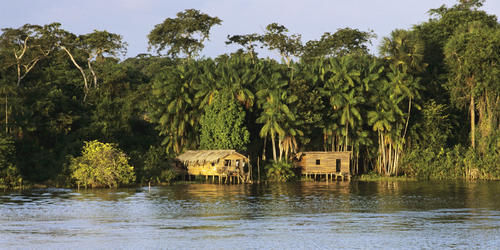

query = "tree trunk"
[
  {"left": 278, "top": 137, "right": 283, "bottom": 162},
  {"left": 271, "top": 133, "right": 277, "bottom": 162},
  {"left": 16, "top": 64, "right": 21, "bottom": 86},
  {"left": 402, "top": 97, "right": 412, "bottom": 142},
  {"left": 331, "top": 134, "right": 335, "bottom": 152},
  {"left": 5, "top": 94, "right": 7, "bottom": 135},
  {"left": 470, "top": 94, "right": 475, "bottom": 149},
  {"left": 61, "top": 46, "right": 89, "bottom": 100},
  {"left": 323, "top": 131, "right": 327, "bottom": 152},
  {"left": 262, "top": 135, "right": 267, "bottom": 161},
  {"left": 345, "top": 122, "right": 349, "bottom": 152},
  {"left": 88, "top": 59, "right": 98, "bottom": 88}
]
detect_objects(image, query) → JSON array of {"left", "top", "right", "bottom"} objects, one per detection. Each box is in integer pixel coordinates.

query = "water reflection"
[{"left": 1, "top": 181, "right": 500, "bottom": 249}]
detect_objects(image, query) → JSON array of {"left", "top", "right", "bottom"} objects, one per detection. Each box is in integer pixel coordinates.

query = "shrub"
[
  {"left": 70, "top": 140, "right": 135, "bottom": 188},
  {"left": 141, "top": 146, "right": 177, "bottom": 184},
  {"left": 0, "top": 136, "right": 22, "bottom": 189},
  {"left": 265, "top": 161, "right": 296, "bottom": 182}
]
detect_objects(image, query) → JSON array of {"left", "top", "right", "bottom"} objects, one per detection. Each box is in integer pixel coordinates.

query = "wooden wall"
[{"left": 295, "top": 152, "right": 351, "bottom": 174}]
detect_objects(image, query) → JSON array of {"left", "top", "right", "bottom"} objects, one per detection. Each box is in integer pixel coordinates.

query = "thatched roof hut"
[
  {"left": 176, "top": 150, "right": 245, "bottom": 165},
  {"left": 176, "top": 150, "right": 250, "bottom": 182}
]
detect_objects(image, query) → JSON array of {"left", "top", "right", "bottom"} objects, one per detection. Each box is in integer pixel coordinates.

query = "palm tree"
[
  {"left": 257, "top": 92, "right": 285, "bottom": 162},
  {"left": 379, "top": 29, "right": 426, "bottom": 74},
  {"left": 321, "top": 56, "right": 361, "bottom": 151},
  {"left": 339, "top": 88, "right": 364, "bottom": 151},
  {"left": 194, "top": 59, "right": 218, "bottom": 109},
  {"left": 256, "top": 64, "right": 293, "bottom": 162},
  {"left": 195, "top": 54, "right": 259, "bottom": 110},
  {"left": 215, "top": 54, "right": 258, "bottom": 109},
  {"left": 150, "top": 61, "right": 200, "bottom": 154},
  {"left": 280, "top": 119, "right": 303, "bottom": 161}
]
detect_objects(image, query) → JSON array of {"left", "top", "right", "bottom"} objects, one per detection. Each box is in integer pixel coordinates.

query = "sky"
[{"left": 1, "top": 0, "right": 499, "bottom": 59}]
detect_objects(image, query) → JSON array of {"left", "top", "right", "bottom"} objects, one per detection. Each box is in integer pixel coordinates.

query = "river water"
[{"left": 1, "top": 181, "right": 500, "bottom": 249}]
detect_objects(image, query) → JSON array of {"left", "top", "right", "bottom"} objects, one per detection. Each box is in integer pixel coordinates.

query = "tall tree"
[
  {"left": 148, "top": 9, "right": 222, "bottom": 59},
  {"left": 379, "top": 29, "right": 426, "bottom": 74},
  {"left": 0, "top": 23, "right": 59, "bottom": 86},
  {"left": 302, "top": 28, "right": 375, "bottom": 61},
  {"left": 226, "top": 33, "right": 262, "bottom": 61},
  {"left": 261, "top": 23, "right": 302, "bottom": 67},
  {"left": 444, "top": 22, "right": 500, "bottom": 151},
  {"left": 79, "top": 30, "right": 127, "bottom": 88},
  {"left": 256, "top": 65, "right": 294, "bottom": 162},
  {"left": 149, "top": 61, "right": 201, "bottom": 154}
]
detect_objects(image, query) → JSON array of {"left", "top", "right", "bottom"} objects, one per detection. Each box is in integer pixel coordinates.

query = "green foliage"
[
  {"left": 444, "top": 22, "right": 500, "bottom": 151},
  {"left": 302, "top": 28, "right": 375, "bottom": 60},
  {"left": 401, "top": 145, "right": 466, "bottom": 179},
  {"left": 225, "top": 33, "right": 262, "bottom": 59},
  {"left": 408, "top": 100, "right": 452, "bottom": 148},
  {"left": 147, "top": 9, "right": 222, "bottom": 58},
  {"left": 79, "top": 30, "right": 127, "bottom": 60},
  {"left": 148, "top": 61, "right": 200, "bottom": 154},
  {"left": 402, "top": 142, "right": 500, "bottom": 180},
  {"left": 265, "top": 161, "right": 296, "bottom": 182},
  {"left": 261, "top": 23, "right": 303, "bottom": 66},
  {"left": 379, "top": 29, "right": 426, "bottom": 73},
  {"left": 140, "top": 146, "right": 177, "bottom": 184},
  {"left": 199, "top": 91, "right": 250, "bottom": 152},
  {"left": 0, "top": 136, "right": 21, "bottom": 188},
  {"left": 70, "top": 140, "right": 135, "bottom": 188}
]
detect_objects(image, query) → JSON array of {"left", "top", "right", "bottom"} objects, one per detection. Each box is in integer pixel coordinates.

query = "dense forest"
[{"left": 1, "top": 0, "right": 499, "bottom": 188}]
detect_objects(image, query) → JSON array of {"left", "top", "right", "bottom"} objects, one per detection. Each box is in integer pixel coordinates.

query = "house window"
[
  {"left": 336, "top": 159, "right": 341, "bottom": 172},
  {"left": 224, "top": 160, "right": 231, "bottom": 167},
  {"left": 316, "top": 159, "right": 321, "bottom": 165},
  {"left": 236, "top": 160, "right": 240, "bottom": 168}
]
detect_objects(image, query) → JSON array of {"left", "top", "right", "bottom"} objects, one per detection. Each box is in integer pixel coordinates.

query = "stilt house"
[
  {"left": 176, "top": 150, "right": 250, "bottom": 182},
  {"left": 293, "top": 151, "right": 351, "bottom": 180}
]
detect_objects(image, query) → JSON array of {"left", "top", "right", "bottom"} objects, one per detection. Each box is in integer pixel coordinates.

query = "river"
[{"left": 1, "top": 181, "right": 500, "bottom": 249}]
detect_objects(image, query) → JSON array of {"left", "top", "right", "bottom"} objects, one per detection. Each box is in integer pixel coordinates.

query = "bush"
[
  {"left": 0, "top": 136, "right": 22, "bottom": 189},
  {"left": 401, "top": 145, "right": 466, "bottom": 179},
  {"left": 265, "top": 161, "right": 296, "bottom": 182},
  {"left": 141, "top": 146, "right": 177, "bottom": 184},
  {"left": 70, "top": 140, "right": 135, "bottom": 188}
]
